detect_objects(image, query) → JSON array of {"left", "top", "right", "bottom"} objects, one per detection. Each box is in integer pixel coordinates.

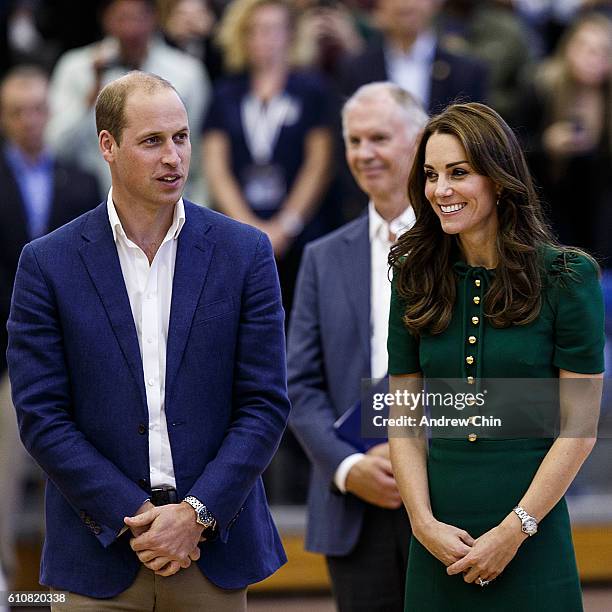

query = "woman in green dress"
[{"left": 387, "top": 102, "right": 605, "bottom": 611}]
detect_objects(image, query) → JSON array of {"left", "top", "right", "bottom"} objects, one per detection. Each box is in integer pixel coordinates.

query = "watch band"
[
  {"left": 513, "top": 505, "right": 538, "bottom": 536},
  {"left": 183, "top": 496, "right": 217, "bottom": 531}
]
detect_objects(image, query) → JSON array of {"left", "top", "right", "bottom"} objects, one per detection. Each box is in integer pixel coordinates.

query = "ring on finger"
[{"left": 477, "top": 577, "right": 490, "bottom": 587}]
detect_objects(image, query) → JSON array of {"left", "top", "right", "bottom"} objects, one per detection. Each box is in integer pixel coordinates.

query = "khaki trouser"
[{"left": 50, "top": 565, "right": 247, "bottom": 611}]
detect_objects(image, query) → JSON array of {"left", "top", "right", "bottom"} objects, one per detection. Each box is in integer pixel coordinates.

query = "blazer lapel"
[
  {"left": 428, "top": 46, "right": 453, "bottom": 114},
  {"left": 78, "top": 204, "right": 148, "bottom": 416},
  {"left": 339, "top": 217, "right": 371, "bottom": 375},
  {"left": 164, "top": 208, "right": 214, "bottom": 406}
]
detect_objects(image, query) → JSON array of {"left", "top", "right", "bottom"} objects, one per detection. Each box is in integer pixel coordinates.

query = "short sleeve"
[
  {"left": 202, "top": 79, "right": 241, "bottom": 135},
  {"left": 388, "top": 269, "right": 421, "bottom": 375},
  {"left": 299, "top": 73, "right": 334, "bottom": 130},
  {"left": 552, "top": 253, "right": 605, "bottom": 374},
  {"left": 202, "top": 87, "right": 225, "bottom": 134}
]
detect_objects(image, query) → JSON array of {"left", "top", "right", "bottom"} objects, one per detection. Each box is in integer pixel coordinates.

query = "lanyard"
[{"left": 241, "top": 93, "right": 295, "bottom": 164}]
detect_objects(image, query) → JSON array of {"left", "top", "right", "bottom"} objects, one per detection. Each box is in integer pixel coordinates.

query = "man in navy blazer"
[
  {"left": 288, "top": 83, "right": 428, "bottom": 611},
  {"left": 338, "top": 0, "right": 488, "bottom": 114},
  {"left": 7, "top": 71, "right": 289, "bottom": 610}
]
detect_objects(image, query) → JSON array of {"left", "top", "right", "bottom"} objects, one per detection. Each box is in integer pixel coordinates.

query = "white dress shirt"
[
  {"left": 384, "top": 30, "right": 437, "bottom": 110},
  {"left": 334, "top": 202, "right": 416, "bottom": 493},
  {"left": 107, "top": 189, "right": 185, "bottom": 489}
]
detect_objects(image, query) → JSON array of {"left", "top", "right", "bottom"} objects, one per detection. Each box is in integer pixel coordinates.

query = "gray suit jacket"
[{"left": 287, "top": 215, "right": 372, "bottom": 555}]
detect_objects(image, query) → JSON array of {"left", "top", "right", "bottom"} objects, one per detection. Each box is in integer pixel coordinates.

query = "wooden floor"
[{"left": 249, "top": 590, "right": 612, "bottom": 611}]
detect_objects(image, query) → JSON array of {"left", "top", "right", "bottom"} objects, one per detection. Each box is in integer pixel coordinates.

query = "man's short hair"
[
  {"left": 95, "top": 71, "right": 178, "bottom": 144},
  {"left": 341, "top": 82, "right": 429, "bottom": 139},
  {"left": 0, "top": 65, "right": 49, "bottom": 107},
  {"left": 98, "top": 0, "right": 155, "bottom": 16}
]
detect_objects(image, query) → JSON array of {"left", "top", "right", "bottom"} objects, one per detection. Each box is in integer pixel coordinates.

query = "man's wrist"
[
  {"left": 180, "top": 501, "right": 203, "bottom": 529},
  {"left": 334, "top": 453, "right": 365, "bottom": 493}
]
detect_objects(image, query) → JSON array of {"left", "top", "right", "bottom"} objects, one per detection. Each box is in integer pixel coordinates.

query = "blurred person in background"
[
  {"left": 28, "top": 1, "right": 107, "bottom": 58},
  {"left": 336, "top": 0, "right": 488, "bottom": 219},
  {"left": 288, "top": 83, "right": 427, "bottom": 612},
  {"left": 202, "top": 0, "right": 333, "bottom": 506},
  {"left": 294, "top": 0, "right": 368, "bottom": 79},
  {"left": 338, "top": 0, "right": 488, "bottom": 114},
  {"left": 439, "top": 0, "right": 532, "bottom": 125},
  {"left": 0, "top": 0, "right": 60, "bottom": 73},
  {"left": 46, "top": 0, "right": 210, "bottom": 203},
  {"left": 519, "top": 12, "right": 612, "bottom": 264},
  {"left": 156, "top": 0, "right": 224, "bottom": 83},
  {"left": 202, "top": 0, "right": 333, "bottom": 321},
  {"left": 513, "top": 0, "right": 584, "bottom": 56},
  {"left": 0, "top": 65, "right": 99, "bottom": 587}
]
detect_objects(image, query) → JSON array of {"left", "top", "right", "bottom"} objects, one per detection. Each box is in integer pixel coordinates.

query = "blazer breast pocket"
[{"left": 192, "top": 297, "right": 235, "bottom": 328}]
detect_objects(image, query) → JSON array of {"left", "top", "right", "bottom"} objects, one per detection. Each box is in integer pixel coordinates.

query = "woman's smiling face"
[{"left": 423, "top": 131, "right": 499, "bottom": 238}]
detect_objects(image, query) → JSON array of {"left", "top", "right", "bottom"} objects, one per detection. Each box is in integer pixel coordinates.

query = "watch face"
[
  {"left": 197, "top": 507, "right": 214, "bottom": 528},
  {"left": 523, "top": 518, "right": 538, "bottom": 535}
]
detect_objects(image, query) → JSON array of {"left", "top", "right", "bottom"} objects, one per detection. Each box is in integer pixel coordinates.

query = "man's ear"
[{"left": 99, "top": 130, "right": 117, "bottom": 163}]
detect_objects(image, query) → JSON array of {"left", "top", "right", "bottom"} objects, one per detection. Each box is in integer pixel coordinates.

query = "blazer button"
[
  {"left": 138, "top": 478, "right": 148, "bottom": 489},
  {"left": 138, "top": 424, "right": 146, "bottom": 435}
]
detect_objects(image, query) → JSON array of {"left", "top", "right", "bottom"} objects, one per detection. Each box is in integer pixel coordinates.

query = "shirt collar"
[
  {"left": 385, "top": 30, "right": 437, "bottom": 62},
  {"left": 368, "top": 201, "right": 416, "bottom": 242},
  {"left": 106, "top": 187, "right": 186, "bottom": 244},
  {"left": 4, "top": 142, "right": 53, "bottom": 171}
]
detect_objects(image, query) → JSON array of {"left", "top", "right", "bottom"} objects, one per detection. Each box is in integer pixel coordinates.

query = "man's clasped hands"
[{"left": 123, "top": 500, "right": 205, "bottom": 577}]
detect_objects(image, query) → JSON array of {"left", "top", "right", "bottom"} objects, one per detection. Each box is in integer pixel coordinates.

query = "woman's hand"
[
  {"left": 414, "top": 519, "right": 474, "bottom": 567},
  {"left": 446, "top": 521, "right": 526, "bottom": 584},
  {"left": 542, "top": 121, "right": 594, "bottom": 156}
]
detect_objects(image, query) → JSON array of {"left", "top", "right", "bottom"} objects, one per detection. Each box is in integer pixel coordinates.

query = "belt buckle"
[{"left": 150, "top": 485, "right": 178, "bottom": 506}]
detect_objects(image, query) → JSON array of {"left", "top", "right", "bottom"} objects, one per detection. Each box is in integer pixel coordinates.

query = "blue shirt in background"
[{"left": 4, "top": 144, "right": 54, "bottom": 240}]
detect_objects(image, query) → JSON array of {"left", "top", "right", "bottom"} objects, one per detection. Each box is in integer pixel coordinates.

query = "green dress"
[{"left": 388, "top": 247, "right": 605, "bottom": 612}]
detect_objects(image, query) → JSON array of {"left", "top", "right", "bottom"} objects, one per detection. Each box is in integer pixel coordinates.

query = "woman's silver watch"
[{"left": 513, "top": 506, "right": 538, "bottom": 536}]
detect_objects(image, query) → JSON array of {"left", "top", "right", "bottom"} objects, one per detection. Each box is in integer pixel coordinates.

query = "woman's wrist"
[
  {"left": 411, "top": 513, "right": 437, "bottom": 539},
  {"left": 498, "top": 513, "right": 529, "bottom": 545}
]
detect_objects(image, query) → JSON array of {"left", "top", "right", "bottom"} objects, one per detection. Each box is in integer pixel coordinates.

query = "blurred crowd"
[{"left": 0, "top": 0, "right": 611, "bottom": 590}]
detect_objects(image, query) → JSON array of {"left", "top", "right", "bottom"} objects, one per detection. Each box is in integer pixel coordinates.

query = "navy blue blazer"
[
  {"left": 338, "top": 39, "right": 489, "bottom": 114},
  {"left": 287, "top": 215, "right": 372, "bottom": 556},
  {"left": 7, "top": 201, "right": 289, "bottom": 596}
]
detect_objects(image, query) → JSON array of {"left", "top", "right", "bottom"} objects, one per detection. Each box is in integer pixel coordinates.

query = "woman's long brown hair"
[{"left": 389, "top": 102, "right": 565, "bottom": 335}]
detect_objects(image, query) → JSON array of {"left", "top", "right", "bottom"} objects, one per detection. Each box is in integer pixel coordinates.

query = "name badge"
[{"left": 242, "top": 163, "right": 286, "bottom": 212}]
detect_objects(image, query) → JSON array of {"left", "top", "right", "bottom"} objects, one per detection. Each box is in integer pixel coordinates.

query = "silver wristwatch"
[
  {"left": 513, "top": 506, "right": 538, "bottom": 536},
  {"left": 183, "top": 496, "right": 217, "bottom": 531}
]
